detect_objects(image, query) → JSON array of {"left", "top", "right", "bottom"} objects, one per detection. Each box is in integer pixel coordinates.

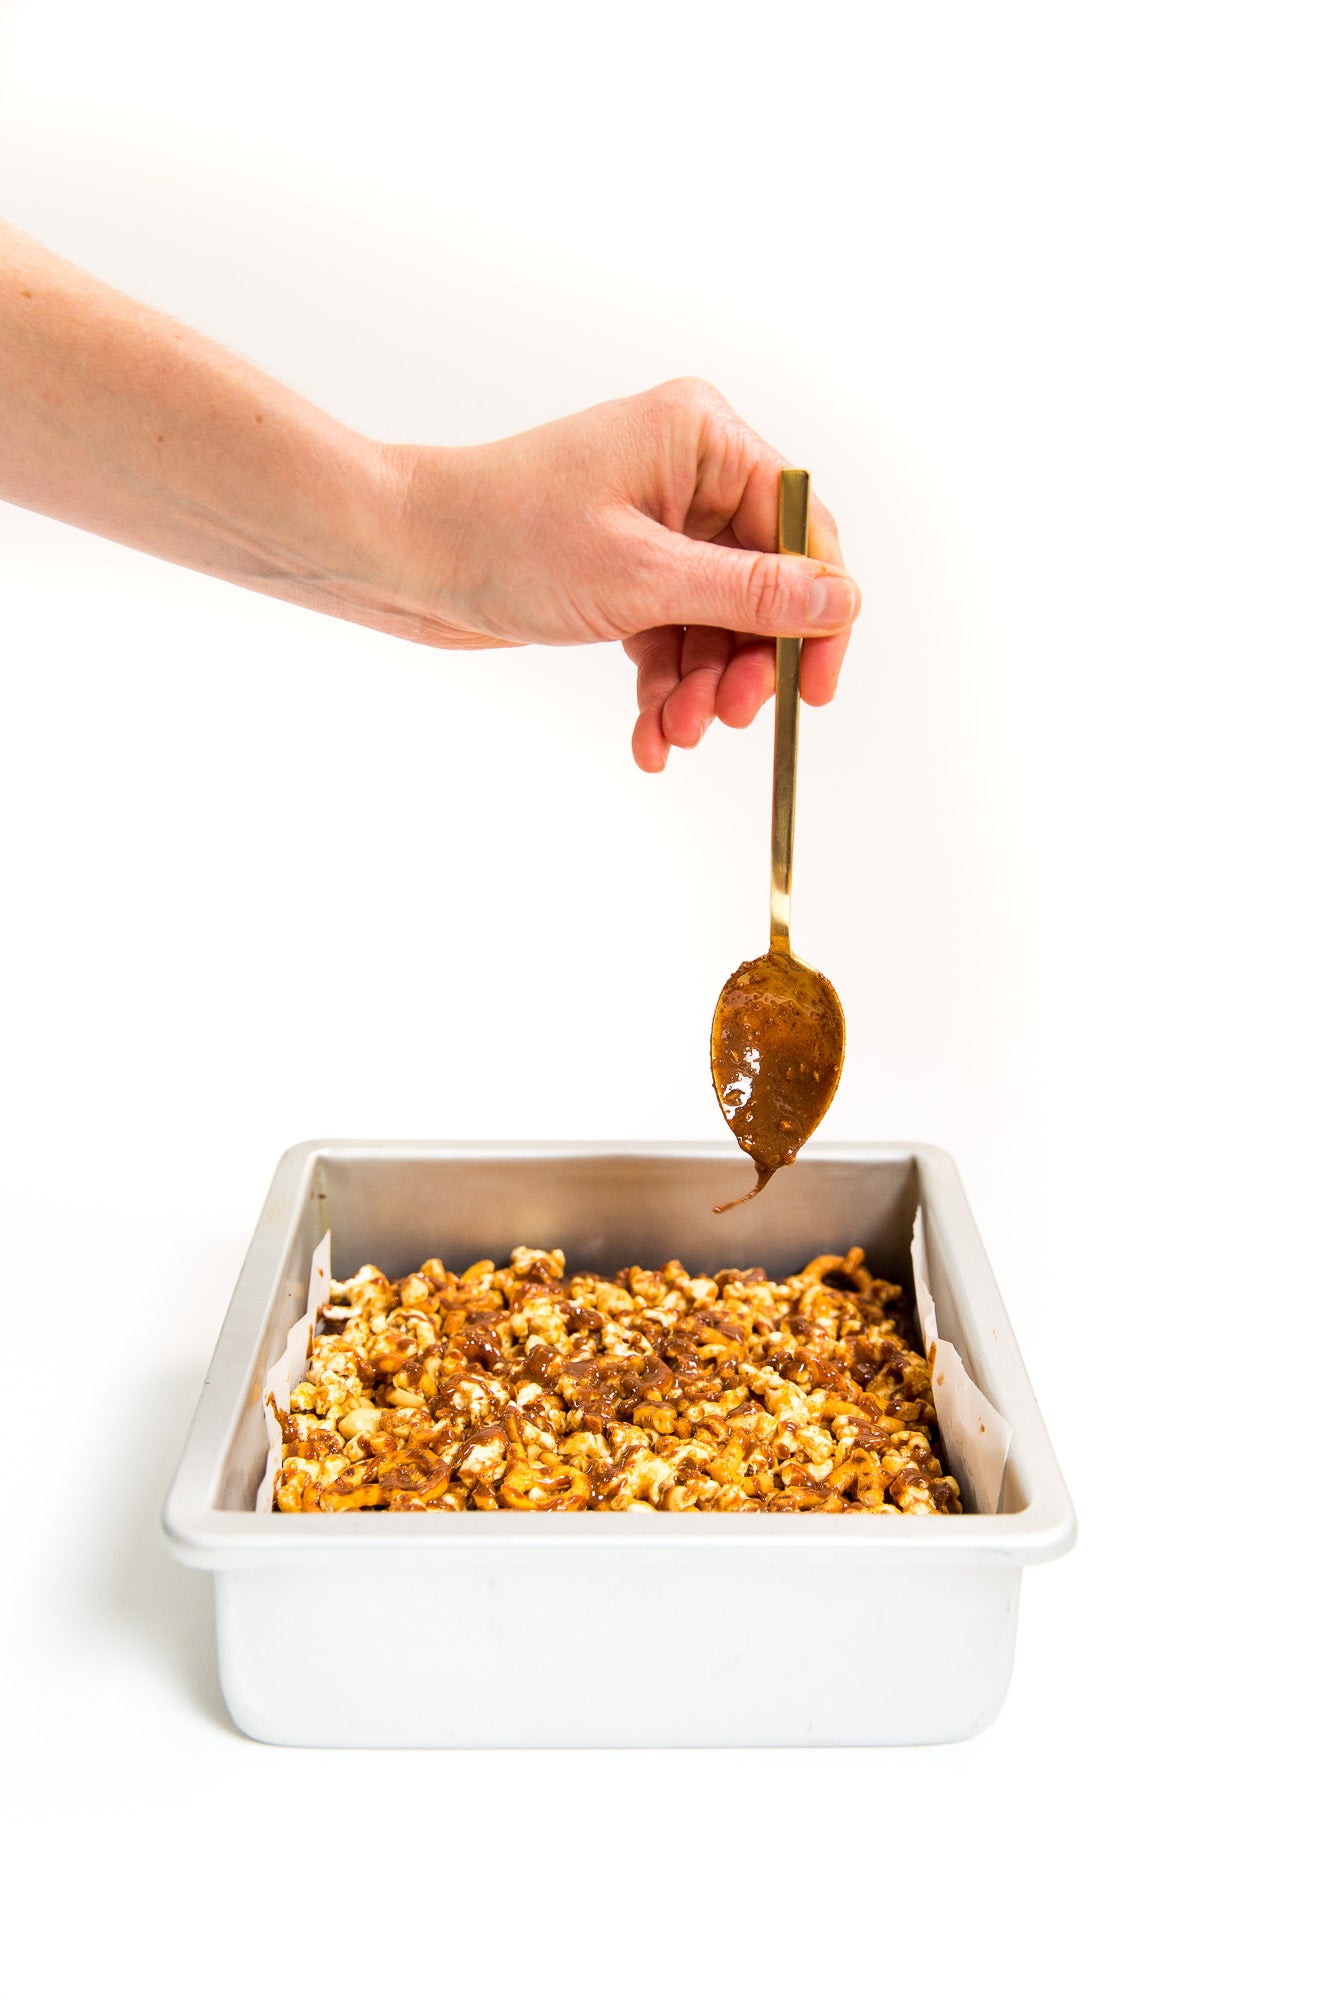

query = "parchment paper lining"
[
  {"left": 257, "top": 1219, "right": 1011, "bottom": 1514},
  {"left": 911, "top": 1207, "right": 1011, "bottom": 1513},
  {"left": 255, "top": 1231, "right": 331, "bottom": 1514}
]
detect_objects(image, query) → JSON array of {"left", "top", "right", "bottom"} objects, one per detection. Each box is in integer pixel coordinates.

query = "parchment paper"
[
  {"left": 255, "top": 1230, "right": 331, "bottom": 1514},
  {"left": 911, "top": 1207, "right": 1011, "bottom": 1513}
]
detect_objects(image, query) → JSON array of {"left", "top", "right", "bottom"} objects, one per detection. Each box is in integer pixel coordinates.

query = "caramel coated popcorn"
[{"left": 272, "top": 1246, "right": 961, "bottom": 1515}]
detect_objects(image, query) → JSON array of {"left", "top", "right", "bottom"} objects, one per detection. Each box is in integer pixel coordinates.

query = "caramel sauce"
[{"left": 710, "top": 949, "right": 845, "bottom": 1212}]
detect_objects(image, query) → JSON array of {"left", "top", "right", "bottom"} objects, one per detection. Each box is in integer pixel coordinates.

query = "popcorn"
[{"left": 272, "top": 1248, "right": 961, "bottom": 1516}]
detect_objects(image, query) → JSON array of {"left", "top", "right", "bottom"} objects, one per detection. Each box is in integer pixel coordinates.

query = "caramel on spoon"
[{"left": 711, "top": 469, "right": 846, "bottom": 1212}]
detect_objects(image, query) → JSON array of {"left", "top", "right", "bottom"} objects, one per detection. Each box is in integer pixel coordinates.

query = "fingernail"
[{"left": 804, "top": 574, "right": 859, "bottom": 629}]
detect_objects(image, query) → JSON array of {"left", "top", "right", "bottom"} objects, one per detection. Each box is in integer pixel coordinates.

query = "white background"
[{"left": 1, "top": 2, "right": 1328, "bottom": 1992}]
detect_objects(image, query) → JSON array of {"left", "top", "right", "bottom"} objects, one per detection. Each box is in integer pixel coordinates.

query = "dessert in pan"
[{"left": 272, "top": 1244, "right": 961, "bottom": 1515}]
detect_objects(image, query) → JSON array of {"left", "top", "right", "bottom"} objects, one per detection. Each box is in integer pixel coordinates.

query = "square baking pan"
[{"left": 163, "top": 1140, "right": 1075, "bottom": 1747}]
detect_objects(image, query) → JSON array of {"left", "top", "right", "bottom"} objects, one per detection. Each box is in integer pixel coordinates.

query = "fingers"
[
  {"left": 729, "top": 462, "right": 847, "bottom": 578},
  {"left": 712, "top": 626, "right": 850, "bottom": 727},
  {"left": 660, "top": 624, "right": 733, "bottom": 749},
  {"left": 636, "top": 517, "right": 860, "bottom": 643},
  {"left": 626, "top": 619, "right": 852, "bottom": 770},
  {"left": 626, "top": 623, "right": 738, "bottom": 769},
  {"left": 798, "top": 629, "right": 851, "bottom": 707},
  {"left": 714, "top": 640, "right": 774, "bottom": 729},
  {"left": 805, "top": 498, "right": 848, "bottom": 580},
  {"left": 626, "top": 625, "right": 681, "bottom": 773},
  {"left": 680, "top": 387, "right": 845, "bottom": 574},
  {"left": 622, "top": 385, "right": 859, "bottom": 769},
  {"left": 631, "top": 702, "right": 669, "bottom": 774},
  {"left": 686, "top": 394, "right": 855, "bottom": 652}
]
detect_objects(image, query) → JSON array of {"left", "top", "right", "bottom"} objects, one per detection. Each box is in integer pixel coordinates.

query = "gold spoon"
[{"left": 711, "top": 468, "right": 846, "bottom": 1212}]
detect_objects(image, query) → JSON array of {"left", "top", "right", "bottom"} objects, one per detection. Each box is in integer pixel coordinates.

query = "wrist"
[{"left": 354, "top": 440, "right": 481, "bottom": 648}]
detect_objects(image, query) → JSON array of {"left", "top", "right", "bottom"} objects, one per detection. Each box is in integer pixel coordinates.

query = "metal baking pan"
[{"left": 163, "top": 1140, "right": 1075, "bottom": 1747}]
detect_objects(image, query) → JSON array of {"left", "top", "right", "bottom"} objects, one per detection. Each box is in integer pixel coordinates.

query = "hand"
[
  {"left": 382, "top": 378, "right": 860, "bottom": 770},
  {"left": 1, "top": 225, "right": 858, "bottom": 770}
]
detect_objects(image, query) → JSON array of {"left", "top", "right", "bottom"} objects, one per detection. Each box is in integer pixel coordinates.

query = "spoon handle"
[{"left": 770, "top": 467, "right": 810, "bottom": 954}]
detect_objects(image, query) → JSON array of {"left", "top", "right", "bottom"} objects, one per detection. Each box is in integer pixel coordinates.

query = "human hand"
[
  {"left": 0, "top": 226, "right": 857, "bottom": 769},
  {"left": 382, "top": 379, "right": 860, "bottom": 770}
]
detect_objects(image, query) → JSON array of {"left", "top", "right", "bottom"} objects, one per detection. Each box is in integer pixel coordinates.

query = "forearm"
[{"left": 0, "top": 219, "right": 407, "bottom": 633}]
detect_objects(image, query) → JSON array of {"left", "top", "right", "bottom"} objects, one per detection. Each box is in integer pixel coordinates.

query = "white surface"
[{"left": 0, "top": 0, "right": 1326, "bottom": 1991}]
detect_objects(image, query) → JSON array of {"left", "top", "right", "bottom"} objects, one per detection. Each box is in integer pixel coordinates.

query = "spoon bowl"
[{"left": 711, "top": 947, "right": 845, "bottom": 1210}]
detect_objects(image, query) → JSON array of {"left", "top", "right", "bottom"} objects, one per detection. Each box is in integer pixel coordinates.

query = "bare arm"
[
  {"left": 0, "top": 220, "right": 860, "bottom": 768},
  {"left": 0, "top": 220, "right": 400, "bottom": 629}
]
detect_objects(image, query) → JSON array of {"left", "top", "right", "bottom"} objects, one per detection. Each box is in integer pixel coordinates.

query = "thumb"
[{"left": 640, "top": 526, "right": 861, "bottom": 637}]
